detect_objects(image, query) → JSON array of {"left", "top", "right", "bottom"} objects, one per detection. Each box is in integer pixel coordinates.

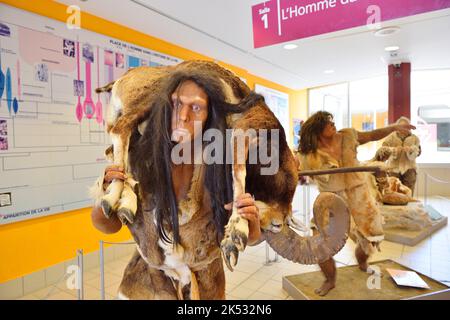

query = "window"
[
  {"left": 308, "top": 83, "right": 349, "bottom": 130},
  {"left": 308, "top": 76, "right": 388, "bottom": 161},
  {"left": 411, "top": 69, "right": 450, "bottom": 164},
  {"left": 349, "top": 76, "right": 388, "bottom": 161}
]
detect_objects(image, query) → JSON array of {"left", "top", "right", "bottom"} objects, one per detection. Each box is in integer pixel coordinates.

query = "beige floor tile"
[
  {"left": 246, "top": 270, "right": 275, "bottom": 283},
  {"left": 240, "top": 277, "right": 265, "bottom": 291},
  {"left": 105, "top": 266, "right": 126, "bottom": 278},
  {"left": 371, "top": 251, "right": 402, "bottom": 261},
  {"left": 271, "top": 269, "right": 298, "bottom": 283},
  {"left": 247, "top": 291, "right": 279, "bottom": 300},
  {"left": 54, "top": 278, "right": 79, "bottom": 294},
  {"left": 86, "top": 272, "right": 122, "bottom": 290},
  {"left": 244, "top": 243, "right": 265, "bottom": 254},
  {"left": 431, "top": 262, "right": 450, "bottom": 274},
  {"left": 255, "top": 264, "right": 280, "bottom": 277},
  {"left": 380, "top": 241, "right": 404, "bottom": 252},
  {"left": 239, "top": 254, "right": 265, "bottom": 265},
  {"left": 402, "top": 253, "right": 431, "bottom": 265},
  {"left": 233, "top": 260, "right": 262, "bottom": 274},
  {"left": 23, "top": 270, "right": 46, "bottom": 296},
  {"left": 83, "top": 269, "right": 102, "bottom": 281},
  {"left": 119, "top": 255, "right": 133, "bottom": 265},
  {"left": 225, "top": 270, "right": 250, "bottom": 285},
  {"left": 280, "top": 261, "right": 311, "bottom": 274},
  {"left": 83, "top": 251, "right": 100, "bottom": 270},
  {"left": 403, "top": 241, "right": 430, "bottom": 253},
  {"left": 31, "top": 286, "right": 68, "bottom": 300},
  {"left": 297, "top": 264, "right": 321, "bottom": 274},
  {"left": 46, "top": 289, "right": 78, "bottom": 300},
  {"left": 225, "top": 281, "right": 238, "bottom": 293},
  {"left": 105, "top": 281, "right": 122, "bottom": 297},
  {"left": 0, "top": 278, "right": 23, "bottom": 300},
  {"left": 81, "top": 284, "right": 102, "bottom": 300},
  {"left": 17, "top": 294, "right": 39, "bottom": 300},
  {"left": 225, "top": 294, "right": 239, "bottom": 300},
  {"left": 229, "top": 285, "right": 255, "bottom": 299},
  {"left": 257, "top": 279, "right": 288, "bottom": 299},
  {"left": 105, "top": 293, "right": 117, "bottom": 300},
  {"left": 104, "top": 259, "right": 128, "bottom": 272},
  {"left": 45, "top": 263, "right": 66, "bottom": 287}
]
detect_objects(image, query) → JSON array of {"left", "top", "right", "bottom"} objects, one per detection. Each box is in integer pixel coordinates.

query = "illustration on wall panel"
[
  {"left": 0, "top": 53, "right": 4, "bottom": 104},
  {"left": 95, "top": 46, "right": 103, "bottom": 124},
  {"left": 75, "top": 41, "right": 83, "bottom": 122},
  {"left": 82, "top": 43, "right": 95, "bottom": 120},
  {"left": 0, "top": 4, "right": 183, "bottom": 225}
]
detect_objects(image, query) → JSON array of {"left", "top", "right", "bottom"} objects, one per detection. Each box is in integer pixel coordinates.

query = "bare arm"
[{"left": 357, "top": 123, "right": 416, "bottom": 145}]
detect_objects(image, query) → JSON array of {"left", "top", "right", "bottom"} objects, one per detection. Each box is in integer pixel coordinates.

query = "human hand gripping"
[
  {"left": 102, "top": 165, "right": 127, "bottom": 191},
  {"left": 224, "top": 193, "right": 261, "bottom": 245}
]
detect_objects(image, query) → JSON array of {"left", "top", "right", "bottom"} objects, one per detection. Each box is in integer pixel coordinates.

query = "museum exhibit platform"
[
  {"left": 283, "top": 259, "right": 450, "bottom": 300},
  {"left": 382, "top": 204, "right": 448, "bottom": 246}
]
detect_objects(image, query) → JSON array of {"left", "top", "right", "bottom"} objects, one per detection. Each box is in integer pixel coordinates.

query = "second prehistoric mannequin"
[
  {"left": 297, "top": 111, "right": 416, "bottom": 296},
  {"left": 375, "top": 117, "right": 421, "bottom": 195}
]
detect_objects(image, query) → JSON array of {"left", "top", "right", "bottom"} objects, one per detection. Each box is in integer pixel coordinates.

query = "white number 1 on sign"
[{"left": 261, "top": 13, "right": 268, "bottom": 29}]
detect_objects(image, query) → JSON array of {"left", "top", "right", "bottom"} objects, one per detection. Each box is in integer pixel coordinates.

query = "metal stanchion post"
[
  {"left": 306, "top": 184, "right": 311, "bottom": 228},
  {"left": 100, "top": 240, "right": 105, "bottom": 300},
  {"left": 302, "top": 184, "right": 307, "bottom": 226},
  {"left": 264, "top": 241, "right": 279, "bottom": 265},
  {"left": 76, "top": 249, "right": 84, "bottom": 300}
]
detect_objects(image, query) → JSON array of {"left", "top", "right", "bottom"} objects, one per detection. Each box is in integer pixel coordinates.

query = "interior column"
[{"left": 388, "top": 62, "right": 411, "bottom": 123}]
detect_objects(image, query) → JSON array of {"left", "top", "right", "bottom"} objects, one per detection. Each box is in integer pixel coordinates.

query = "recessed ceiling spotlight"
[
  {"left": 385, "top": 46, "right": 400, "bottom": 52},
  {"left": 324, "top": 69, "right": 335, "bottom": 74},
  {"left": 374, "top": 26, "right": 400, "bottom": 37},
  {"left": 283, "top": 43, "right": 298, "bottom": 50}
]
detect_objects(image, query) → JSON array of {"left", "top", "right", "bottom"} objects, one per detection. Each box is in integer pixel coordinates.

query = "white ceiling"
[{"left": 57, "top": 0, "right": 450, "bottom": 90}]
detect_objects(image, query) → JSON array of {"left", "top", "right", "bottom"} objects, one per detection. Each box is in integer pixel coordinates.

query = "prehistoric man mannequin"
[
  {"left": 375, "top": 116, "right": 421, "bottom": 195},
  {"left": 297, "top": 111, "right": 416, "bottom": 296},
  {"left": 90, "top": 76, "right": 262, "bottom": 299}
]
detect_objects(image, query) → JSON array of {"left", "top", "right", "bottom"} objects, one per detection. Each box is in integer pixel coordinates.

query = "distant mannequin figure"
[{"left": 376, "top": 117, "right": 421, "bottom": 195}]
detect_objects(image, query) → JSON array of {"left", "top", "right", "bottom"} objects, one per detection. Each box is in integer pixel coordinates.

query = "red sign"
[{"left": 252, "top": 0, "right": 450, "bottom": 48}]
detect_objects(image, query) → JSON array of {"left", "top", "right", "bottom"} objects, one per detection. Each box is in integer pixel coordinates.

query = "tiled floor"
[{"left": 16, "top": 190, "right": 450, "bottom": 300}]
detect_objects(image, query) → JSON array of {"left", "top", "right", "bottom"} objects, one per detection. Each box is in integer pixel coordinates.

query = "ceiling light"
[
  {"left": 324, "top": 69, "right": 335, "bottom": 74},
  {"left": 385, "top": 46, "right": 400, "bottom": 52},
  {"left": 283, "top": 43, "right": 298, "bottom": 50},
  {"left": 374, "top": 26, "right": 400, "bottom": 37}
]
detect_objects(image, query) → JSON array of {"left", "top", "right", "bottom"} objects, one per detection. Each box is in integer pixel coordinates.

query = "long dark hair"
[
  {"left": 298, "top": 111, "right": 333, "bottom": 154},
  {"left": 129, "top": 69, "right": 249, "bottom": 246}
]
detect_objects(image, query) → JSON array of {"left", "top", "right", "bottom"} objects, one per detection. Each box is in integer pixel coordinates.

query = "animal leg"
[
  {"left": 115, "top": 127, "right": 138, "bottom": 224},
  {"left": 117, "top": 177, "right": 138, "bottom": 224},
  {"left": 221, "top": 131, "right": 251, "bottom": 271},
  {"left": 101, "top": 132, "right": 129, "bottom": 218}
]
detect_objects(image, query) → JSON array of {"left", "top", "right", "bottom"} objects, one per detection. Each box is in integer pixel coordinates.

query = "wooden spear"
[{"left": 298, "top": 166, "right": 384, "bottom": 177}]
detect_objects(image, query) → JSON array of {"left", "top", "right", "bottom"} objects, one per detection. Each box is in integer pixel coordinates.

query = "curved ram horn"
[{"left": 264, "top": 192, "right": 350, "bottom": 265}]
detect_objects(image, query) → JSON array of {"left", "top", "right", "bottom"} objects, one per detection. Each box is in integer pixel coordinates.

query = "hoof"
[
  {"left": 117, "top": 208, "right": 135, "bottom": 225},
  {"left": 231, "top": 229, "right": 248, "bottom": 252},
  {"left": 220, "top": 238, "right": 239, "bottom": 272},
  {"left": 101, "top": 200, "right": 112, "bottom": 219}
]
